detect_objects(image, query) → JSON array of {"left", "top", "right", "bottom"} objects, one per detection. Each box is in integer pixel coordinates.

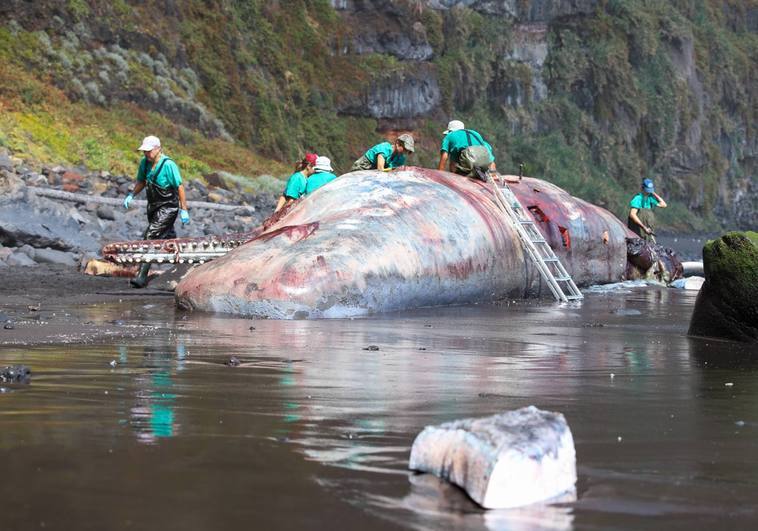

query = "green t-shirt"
[
  {"left": 629, "top": 193, "right": 659, "bottom": 210},
  {"left": 136, "top": 155, "right": 182, "bottom": 189},
  {"left": 440, "top": 129, "right": 495, "bottom": 163},
  {"left": 283, "top": 171, "right": 307, "bottom": 200},
  {"left": 365, "top": 142, "right": 406, "bottom": 169},
  {"left": 305, "top": 171, "right": 337, "bottom": 195}
]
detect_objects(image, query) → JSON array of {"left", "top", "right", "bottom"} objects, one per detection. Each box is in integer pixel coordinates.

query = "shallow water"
[{"left": 1, "top": 285, "right": 757, "bottom": 530}]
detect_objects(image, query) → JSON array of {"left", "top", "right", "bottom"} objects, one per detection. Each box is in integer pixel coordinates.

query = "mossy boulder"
[{"left": 688, "top": 232, "right": 758, "bottom": 342}]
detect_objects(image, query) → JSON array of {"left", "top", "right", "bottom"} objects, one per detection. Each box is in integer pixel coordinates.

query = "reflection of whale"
[{"left": 176, "top": 169, "right": 630, "bottom": 318}]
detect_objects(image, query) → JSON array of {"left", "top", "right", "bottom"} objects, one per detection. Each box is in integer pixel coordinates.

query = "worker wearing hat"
[
  {"left": 350, "top": 134, "right": 414, "bottom": 172},
  {"left": 628, "top": 178, "right": 667, "bottom": 242},
  {"left": 305, "top": 156, "right": 338, "bottom": 195},
  {"left": 275, "top": 152, "right": 318, "bottom": 212},
  {"left": 123, "top": 135, "right": 189, "bottom": 288},
  {"left": 438, "top": 120, "right": 496, "bottom": 180}
]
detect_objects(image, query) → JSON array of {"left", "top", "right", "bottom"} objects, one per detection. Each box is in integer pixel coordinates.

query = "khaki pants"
[
  {"left": 350, "top": 155, "right": 374, "bottom": 172},
  {"left": 455, "top": 145, "right": 491, "bottom": 177}
]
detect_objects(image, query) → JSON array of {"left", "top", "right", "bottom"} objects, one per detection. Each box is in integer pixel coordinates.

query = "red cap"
[{"left": 304, "top": 152, "right": 318, "bottom": 165}]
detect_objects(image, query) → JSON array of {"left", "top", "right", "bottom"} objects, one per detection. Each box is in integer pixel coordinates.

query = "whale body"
[{"left": 175, "top": 168, "right": 630, "bottom": 318}]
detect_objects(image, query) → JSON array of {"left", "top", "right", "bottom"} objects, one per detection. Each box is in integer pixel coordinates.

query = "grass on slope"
[{"left": 0, "top": 59, "right": 288, "bottom": 193}]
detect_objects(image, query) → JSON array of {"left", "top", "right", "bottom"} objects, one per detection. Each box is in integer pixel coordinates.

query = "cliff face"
[{"left": 0, "top": 0, "right": 755, "bottom": 229}]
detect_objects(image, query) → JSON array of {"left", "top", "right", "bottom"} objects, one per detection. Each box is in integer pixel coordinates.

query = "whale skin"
[{"left": 175, "top": 168, "right": 630, "bottom": 318}]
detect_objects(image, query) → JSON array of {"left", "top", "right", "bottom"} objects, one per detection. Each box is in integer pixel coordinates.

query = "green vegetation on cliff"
[{"left": 0, "top": 1, "right": 754, "bottom": 228}]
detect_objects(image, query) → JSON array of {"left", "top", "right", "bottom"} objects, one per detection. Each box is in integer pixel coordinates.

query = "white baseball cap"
[
  {"left": 314, "top": 156, "right": 333, "bottom": 172},
  {"left": 443, "top": 120, "right": 464, "bottom": 134},
  {"left": 138, "top": 135, "right": 161, "bottom": 151}
]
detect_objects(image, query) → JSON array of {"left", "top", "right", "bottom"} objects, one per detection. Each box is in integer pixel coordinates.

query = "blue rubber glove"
[
  {"left": 179, "top": 209, "right": 190, "bottom": 224},
  {"left": 123, "top": 193, "right": 134, "bottom": 209}
]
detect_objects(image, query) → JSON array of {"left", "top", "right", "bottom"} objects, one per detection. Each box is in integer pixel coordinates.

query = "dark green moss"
[{"left": 689, "top": 232, "right": 758, "bottom": 342}]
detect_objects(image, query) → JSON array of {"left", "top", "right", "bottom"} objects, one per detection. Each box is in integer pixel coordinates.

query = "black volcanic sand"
[{"left": 0, "top": 265, "right": 171, "bottom": 346}]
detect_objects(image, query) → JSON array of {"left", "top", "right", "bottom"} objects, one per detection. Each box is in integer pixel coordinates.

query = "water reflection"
[
  {"left": 2, "top": 285, "right": 758, "bottom": 529},
  {"left": 120, "top": 343, "right": 182, "bottom": 444}
]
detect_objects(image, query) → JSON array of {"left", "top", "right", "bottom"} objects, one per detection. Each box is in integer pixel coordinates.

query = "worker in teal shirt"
[
  {"left": 275, "top": 153, "right": 317, "bottom": 212},
  {"left": 437, "top": 120, "right": 496, "bottom": 180},
  {"left": 628, "top": 178, "right": 667, "bottom": 242},
  {"left": 351, "top": 134, "right": 414, "bottom": 171},
  {"left": 306, "top": 156, "right": 338, "bottom": 194},
  {"left": 123, "top": 135, "right": 189, "bottom": 288}
]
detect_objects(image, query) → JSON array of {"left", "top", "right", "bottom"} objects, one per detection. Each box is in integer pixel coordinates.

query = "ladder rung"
[{"left": 491, "top": 178, "right": 582, "bottom": 303}]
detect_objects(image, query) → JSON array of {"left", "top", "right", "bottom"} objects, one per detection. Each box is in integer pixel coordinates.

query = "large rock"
[
  {"left": 6, "top": 251, "right": 37, "bottom": 267},
  {"left": 688, "top": 232, "right": 758, "bottom": 342},
  {"left": 34, "top": 247, "right": 78, "bottom": 267},
  {"left": 0, "top": 192, "right": 100, "bottom": 252},
  {"left": 408, "top": 406, "right": 576, "bottom": 509}
]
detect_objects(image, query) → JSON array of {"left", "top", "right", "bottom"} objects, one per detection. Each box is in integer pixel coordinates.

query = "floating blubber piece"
[{"left": 408, "top": 406, "right": 576, "bottom": 509}]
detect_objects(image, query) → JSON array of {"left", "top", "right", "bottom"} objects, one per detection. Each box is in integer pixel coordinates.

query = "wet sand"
[{"left": 1, "top": 267, "right": 757, "bottom": 530}]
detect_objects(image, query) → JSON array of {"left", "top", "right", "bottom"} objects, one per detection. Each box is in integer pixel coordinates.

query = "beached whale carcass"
[{"left": 175, "top": 168, "right": 630, "bottom": 318}]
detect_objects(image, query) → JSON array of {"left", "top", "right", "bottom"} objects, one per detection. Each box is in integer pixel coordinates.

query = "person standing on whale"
[
  {"left": 627, "top": 178, "right": 667, "bottom": 243},
  {"left": 123, "top": 135, "right": 190, "bottom": 288}
]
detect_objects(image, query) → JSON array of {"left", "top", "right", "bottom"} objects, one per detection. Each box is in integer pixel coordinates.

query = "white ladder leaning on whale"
[{"left": 486, "top": 173, "right": 583, "bottom": 303}]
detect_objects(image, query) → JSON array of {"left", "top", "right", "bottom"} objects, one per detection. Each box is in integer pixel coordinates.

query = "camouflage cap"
[{"left": 397, "top": 133, "right": 415, "bottom": 152}]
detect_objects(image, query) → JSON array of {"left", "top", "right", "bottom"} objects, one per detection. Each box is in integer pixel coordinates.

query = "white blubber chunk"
[{"left": 408, "top": 406, "right": 577, "bottom": 509}]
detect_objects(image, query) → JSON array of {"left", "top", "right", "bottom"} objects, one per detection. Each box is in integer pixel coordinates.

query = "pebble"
[
  {"left": 109, "top": 360, "right": 117, "bottom": 367},
  {"left": 362, "top": 345, "right": 380, "bottom": 351},
  {"left": 725, "top": 382, "right": 734, "bottom": 387},
  {"left": 3, "top": 323, "right": 15, "bottom": 330},
  {"left": 225, "top": 356, "right": 241, "bottom": 367}
]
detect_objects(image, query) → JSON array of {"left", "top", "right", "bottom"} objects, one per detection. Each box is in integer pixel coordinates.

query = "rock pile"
[{"left": 0, "top": 149, "right": 276, "bottom": 270}]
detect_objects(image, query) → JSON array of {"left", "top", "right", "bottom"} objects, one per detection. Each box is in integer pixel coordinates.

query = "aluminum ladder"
[{"left": 486, "top": 173, "right": 583, "bottom": 302}]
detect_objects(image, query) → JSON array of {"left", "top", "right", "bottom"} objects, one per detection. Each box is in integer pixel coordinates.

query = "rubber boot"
[{"left": 130, "top": 263, "right": 151, "bottom": 289}]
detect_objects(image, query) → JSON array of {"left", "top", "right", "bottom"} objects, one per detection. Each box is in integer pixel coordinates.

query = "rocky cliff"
[{"left": 0, "top": 0, "right": 755, "bottom": 230}]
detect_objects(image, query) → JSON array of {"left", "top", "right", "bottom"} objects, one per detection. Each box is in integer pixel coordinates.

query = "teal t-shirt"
[
  {"left": 283, "top": 171, "right": 307, "bottom": 199},
  {"left": 365, "top": 142, "right": 406, "bottom": 169},
  {"left": 305, "top": 171, "right": 337, "bottom": 195},
  {"left": 629, "top": 193, "right": 659, "bottom": 210},
  {"left": 440, "top": 129, "right": 495, "bottom": 163},
  {"left": 136, "top": 155, "right": 182, "bottom": 189}
]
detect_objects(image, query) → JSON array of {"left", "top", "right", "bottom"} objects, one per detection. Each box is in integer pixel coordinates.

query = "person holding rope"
[{"left": 123, "top": 135, "right": 189, "bottom": 288}]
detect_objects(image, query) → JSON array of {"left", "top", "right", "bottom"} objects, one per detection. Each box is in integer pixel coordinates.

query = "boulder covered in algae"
[
  {"left": 688, "top": 232, "right": 758, "bottom": 342},
  {"left": 176, "top": 168, "right": 630, "bottom": 318},
  {"left": 408, "top": 406, "right": 576, "bottom": 509}
]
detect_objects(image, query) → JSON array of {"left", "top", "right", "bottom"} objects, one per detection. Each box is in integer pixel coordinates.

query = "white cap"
[
  {"left": 443, "top": 120, "right": 464, "bottom": 134},
  {"left": 314, "top": 156, "right": 333, "bottom": 172},
  {"left": 138, "top": 135, "right": 161, "bottom": 151}
]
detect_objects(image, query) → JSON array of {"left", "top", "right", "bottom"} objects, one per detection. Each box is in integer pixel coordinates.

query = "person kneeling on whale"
[
  {"left": 305, "top": 156, "right": 337, "bottom": 195},
  {"left": 123, "top": 135, "right": 189, "bottom": 288},
  {"left": 275, "top": 153, "right": 317, "bottom": 213},
  {"left": 350, "top": 134, "right": 414, "bottom": 172},
  {"left": 437, "top": 120, "right": 497, "bottom": 181}
]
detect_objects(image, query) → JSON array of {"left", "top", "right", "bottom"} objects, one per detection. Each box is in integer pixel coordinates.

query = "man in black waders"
[
  {"left": 437, "top": 120, "right": 497, "bottom": 181},
  {"left": 123, "top": 135, "right": 190, "bottom": 288}
]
